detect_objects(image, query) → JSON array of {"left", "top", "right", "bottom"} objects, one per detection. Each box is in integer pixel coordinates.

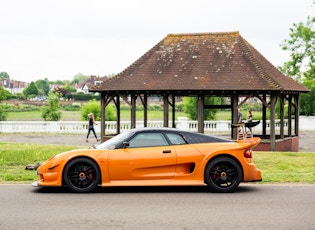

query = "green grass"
[
  {"left": 7, "top": 111, "right": 82, "bottom": 121},
  {"left": 7, "top": 110, "right": 189, "bottom": 121},
  {"left": 0, "top": 142, "right": 314, "bottom": 183},
  {"left": 7, "top": 111, "right": 44, "bottom": 121},
  {"left": 254, "top": 152, "right": 315, "bottom": 183},
  {"left": 0, "top": 142, "right": 83, "bottom": 182}
]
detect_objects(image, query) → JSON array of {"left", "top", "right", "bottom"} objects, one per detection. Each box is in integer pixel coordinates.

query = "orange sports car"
[{"left": 32, "top": 128, "right": 262, "bottom": 193}]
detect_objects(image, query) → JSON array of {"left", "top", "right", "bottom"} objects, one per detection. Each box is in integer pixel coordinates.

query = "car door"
[{"left": 107, "top": 132, "right": 176, "bottom": 180}]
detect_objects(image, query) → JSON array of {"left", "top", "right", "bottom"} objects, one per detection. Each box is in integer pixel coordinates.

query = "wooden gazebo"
[{"left": 90, "top": 32, "right": 309, "bottom": 151}]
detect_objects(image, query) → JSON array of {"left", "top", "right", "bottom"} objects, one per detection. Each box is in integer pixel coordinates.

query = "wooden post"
[
  {"left": 288, "top": 95, "right": 292, "bottom": 137},
  {"left": 163, "top": 95, "right": 169, "bottom": 127},
  {"left": 263, "top": 94, "right": 267, "bottom": 138},
  {"left": 100, "top": 92, "right": 105, "bottom": 141},
  {"left": 231, "top": 95, "right": 238, "bottom": 139},
  {"left": 143, "top": 94, "right": 148, "bottom": 127},
  {"left": 270, "top": 94, "right": 277, "bottom": 151},
  {"left": 197, "top": 95, "right": 204, "bottom": 133},
  {"left": 294, "top": 94, "right": 300, "bottom": 136},
  {"left": 280, "top": 95, "right": 285, "bottom": 139},
  {"left": 116, "top": 95, "right": 120, "bottom": 134},
  {"left": 131, "top": 93, "right": 136, "bottom": 129},
  {"left": 172, "top": 95, "right": 176, "bottom": 128}
]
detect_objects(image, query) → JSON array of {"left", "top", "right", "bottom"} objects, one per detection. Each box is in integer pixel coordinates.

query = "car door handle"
[{"left": 163, "top": 150, "right": 172, "bottom": 154}]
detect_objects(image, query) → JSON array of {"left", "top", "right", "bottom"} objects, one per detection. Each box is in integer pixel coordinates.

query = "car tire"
[
  {"left": 205, "top": 157, "right": 242, "bottom": 193},
  {"left": 63, "top": 157, "right": 100, "bottom": 193}
]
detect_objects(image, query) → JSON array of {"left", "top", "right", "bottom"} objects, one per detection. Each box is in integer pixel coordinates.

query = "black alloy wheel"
[
  {"left": 63, "top": 157, "right": 100, "bottom": 192},
  {"left": 205, "top": 157, "right": 242, "bottom": 193}
]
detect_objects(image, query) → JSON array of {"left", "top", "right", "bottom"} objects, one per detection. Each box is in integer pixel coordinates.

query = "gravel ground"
[{"left": 1, "top": 131, "right": 315, "bottom": 152}]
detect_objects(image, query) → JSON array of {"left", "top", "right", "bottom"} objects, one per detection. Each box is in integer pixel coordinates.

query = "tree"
[
  {"left": 280, "top": 13, "right": 315, "bottom": 115},
  {"left": 71, "top": 73, "right": 88, "bottom": 85},
  {"left": 0, "top": 72, "right": 10, "bottom": 80},
  {"left": 23, "top": 81, "right": 39, "bottom": 99},
  {"left": 54, "top": 85, "right": 76, "bottom": 97},
  {"left": 41, "top": 91, "right": 62, "bottom": 121},
  {"left": 0, "top": 86, "right": 9, "bottom": 120},
  {"left": 0, "top": 86, "right": 10, "bottom": 101},
  {"left": 280, "top": 16, "right": 315, "bottom": 82},
  {"left": 183, "top": 96, "right": 219, "bottom": 120},
  {"left": 35, "top": 79, "right": 50, "bottom": 96}
]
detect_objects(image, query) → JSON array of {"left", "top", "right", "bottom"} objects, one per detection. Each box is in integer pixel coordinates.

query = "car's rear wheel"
[
  {"left": 205, "top": 157, "right": 242, "bottom": 193},
  {"left": 63, "top": 157, "right": 100, "bottom": 193}
]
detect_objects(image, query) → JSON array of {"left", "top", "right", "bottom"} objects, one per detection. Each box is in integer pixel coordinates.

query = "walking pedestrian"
[{"left": 86, "top": 113, "right": 99, "bottom": 142}]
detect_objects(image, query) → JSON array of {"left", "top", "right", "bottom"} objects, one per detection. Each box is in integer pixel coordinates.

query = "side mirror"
[{"left": 123, "top": 142, "right": 130, "bottom": 149}]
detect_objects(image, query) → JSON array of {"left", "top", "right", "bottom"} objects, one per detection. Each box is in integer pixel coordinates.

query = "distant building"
[
  {"left": 0, "top": 78, "right": 28, "bottom": 94},
  {"left": 75, "top": 75, "right": 108, "bottom": 94}
]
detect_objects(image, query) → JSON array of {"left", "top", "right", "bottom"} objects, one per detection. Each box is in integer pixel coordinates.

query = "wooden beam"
[
  {"left": 143, "top": 94, "right": 148, "bottom": 127},
  {"left": 131, "top": 94, "right": 137, "bottom": 128},
  {"left": 204, "top": 104, "right": 231, "bottom": 109},
  {"left": 171, "top": 95, "right": 176, "bottom": 128},
  {"left": 102, "top": 94, "right": 115, "bottom": 139},
  {"left": 198, "top": 95, "right": 204, "bottom": 133},
  {"left": 238, "top": 95, "right": 252, "bottom": 107},
  {"left": 280, "top": 95, "right": 285, "bottom": 139},
  {"left": 256, "top": 94, "right": 270, "bottom": 109},
  {"left": 100, "top": 92, "right": 106, "bottom": 141},
  {"left": 231, "top": 95, "right": 238, "bottom": 139},
  {"left": 163, "top": 95, "right": 169, "bottom": 127},
  {"left": 288, "top": 95, "right": 292, "bottom": 137},
  {"left": 270, "top": 94, "right": 277, "bottom": 151},
  {"left": 294, "top": 94, "right": 300, "bottom": 136},
  {"left": 262, "top": 94, "right": 267, "bottom": 138},
  {"left": 115, "top": 95, "right": 120, "bottom": 134}
]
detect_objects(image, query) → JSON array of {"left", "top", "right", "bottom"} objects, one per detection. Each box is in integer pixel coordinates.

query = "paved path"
[{"left": 1, "top": 131, "right": 315, "bottom": 152}]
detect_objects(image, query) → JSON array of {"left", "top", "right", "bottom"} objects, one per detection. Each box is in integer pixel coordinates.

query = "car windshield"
[{"left": 96, "top": 131, "right": 134, "bottom": 150}]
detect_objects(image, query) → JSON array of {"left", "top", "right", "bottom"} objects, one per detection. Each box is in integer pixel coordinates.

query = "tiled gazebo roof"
[{"left": 90, "top": 31, "right": 309, "bottom": 94}]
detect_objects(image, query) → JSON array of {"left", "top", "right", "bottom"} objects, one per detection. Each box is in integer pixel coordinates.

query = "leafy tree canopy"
[
  {"left": 280, "top": 7, "right": 315, "bottom": 116},
  {"left": 0, "top": 86, "right": 9, "bottom": 121},
  {"left": 0, "top": 86, "right": 11, "bottom": 101},
  {"left": 183, "top": 96, "right": 219, "bottom": 120},
  {"left": 41, "top": 91, "right": 62, "bottom": 121},
  {"left": 0, "top": 72, "right": 10, "bottom": 80},
  {"left": 71, "top": 73, "right": 88, "bottom": 85},
  {"left": 23, "top": 81, "right": 39, "bottom": 99},
  {"left": 35, "top": 79, "right": 50, "bottom": 96},
  {"left": 81, "top": 99, "right": 116, "bottom": 121},
  {"left": 280, "top": 16, "right": 315, "bottom": 82}
]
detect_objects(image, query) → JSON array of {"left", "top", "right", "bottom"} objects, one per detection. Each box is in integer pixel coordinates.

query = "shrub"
[
  {"left": 61, "top": 103, "right": 82, "bottom": 111},
  {"left": 41, "top": 91, "right": 62, "bottom": 121},
  {"left": 81, "top": 100, "right": 116, "bottom": 121},
  {"left": 0, "top": 105, "right": 7, "bottom": 121}
]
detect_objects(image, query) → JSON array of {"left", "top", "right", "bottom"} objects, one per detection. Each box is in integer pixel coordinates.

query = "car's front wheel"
[
  {"left": 205, "top": 157, "right": 242, "bottom": 193},
  {"left": 63, "top": 157, "right": 100, "bottom": 193}
]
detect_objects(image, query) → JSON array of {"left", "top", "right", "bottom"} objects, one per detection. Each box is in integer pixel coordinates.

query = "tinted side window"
[
  {"left": 129, "top": 133, "right": 169, "bottom": 148},
  {"left": 166, "top": 133, "right": 186, "bottom": 145}
]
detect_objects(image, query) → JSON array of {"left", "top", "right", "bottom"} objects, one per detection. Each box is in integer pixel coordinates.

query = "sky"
[{"left": 0, "top": 0, "right": 314, "bottom": 83}]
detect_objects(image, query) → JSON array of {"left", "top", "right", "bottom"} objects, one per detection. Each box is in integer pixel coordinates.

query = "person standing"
[
  {"left": 246, "top": 110, "right": 253, "bottom": 133},
  {"left": 86, "top": 113, "right": 99, "bottom": 142},
  {"left": 237, "top": 108, "right": 243, "bottom": 123},
  {"left": 247, "top": 110, "right": 253, "bottom": 123}
]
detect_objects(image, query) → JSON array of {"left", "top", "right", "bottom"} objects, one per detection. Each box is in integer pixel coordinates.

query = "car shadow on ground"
[{"left": 32, "top": 184, "right": 260, "bottom": 194}]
